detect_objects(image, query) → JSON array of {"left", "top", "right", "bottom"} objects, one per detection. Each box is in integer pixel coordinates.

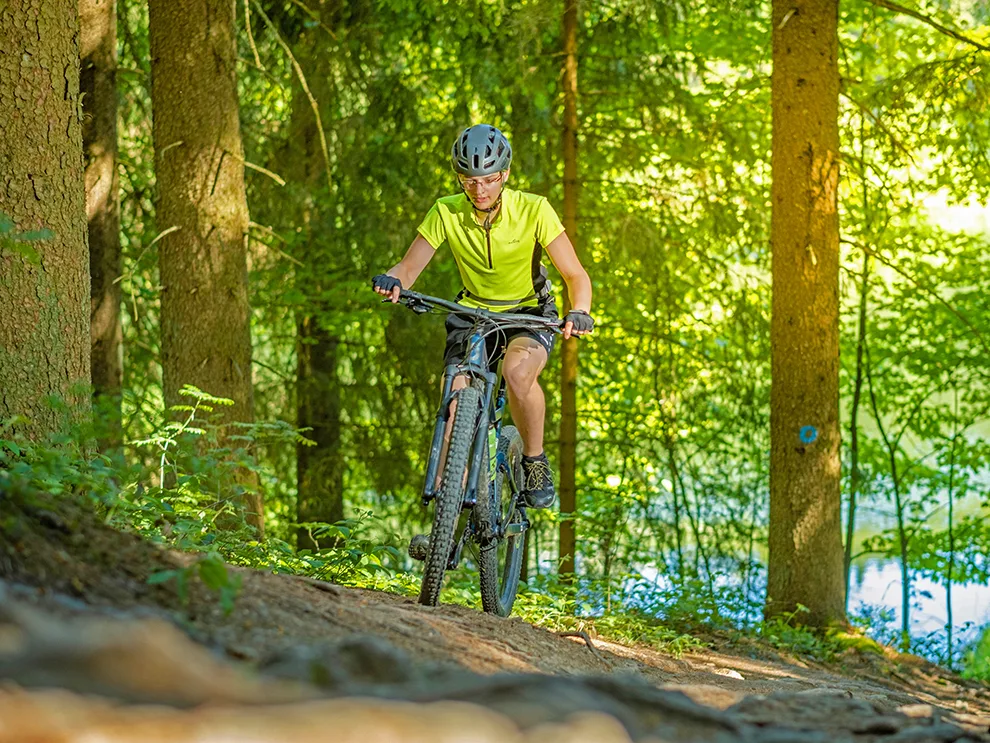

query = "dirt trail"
[{"left": 3, "top": 493, "right": 990, "bottom": 742}]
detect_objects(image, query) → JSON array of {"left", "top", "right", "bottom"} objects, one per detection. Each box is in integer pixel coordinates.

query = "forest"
[{"left": 1, "top": 0, "right": 990, "bottom": 685}]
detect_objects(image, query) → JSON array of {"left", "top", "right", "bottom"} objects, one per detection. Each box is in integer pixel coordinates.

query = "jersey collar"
[{"left": 465, "top": 187, "right": 513, "bottom": 228}]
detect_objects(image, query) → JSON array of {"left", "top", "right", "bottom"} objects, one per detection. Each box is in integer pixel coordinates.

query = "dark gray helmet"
[{"left": 450, "top": 125, "right": 512, "bottom": 177}]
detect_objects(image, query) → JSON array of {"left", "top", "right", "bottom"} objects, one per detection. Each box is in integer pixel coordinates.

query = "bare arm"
[
  {"left": 545, "top": 230, "right": 593, "bottom": 337},
  {"left": 374, "top": 234, "right": 437, "bottom": 303}
]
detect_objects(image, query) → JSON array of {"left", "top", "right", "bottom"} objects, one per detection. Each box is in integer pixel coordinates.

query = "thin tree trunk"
[
  {"left": 558, "top": 0, "right": 580, "bottom": 579},
  {"left": 660, "top": 295, "right": 685, "bottom": 581},
  {"left": 845, "top": 248, "right": 870, "bottom": 601},
  {"left": 946, "top": 392, "right": 959, "bottom": 668},
  {"left": 0, "top": 0, "right": 91, "bottom": 438},
  {"left": 745, "top": 481, "right": 761, "bottom": 614},
  {"left": 678, "top": 466, "right": 718, "bottom": 608},
  {"left": 296, "top": 313, "right": 345, "bottom": 550},
  {"left": 81, "top": 0, "right": 122, "bottom": 448},
  {"left": 278, "top": 27, "right": 347, "bottom": 552},
  {"left": 865, "top": 346, "right": 910, "bottom": 650},
  {"left": 667, "top": 438, "right": 700, "bottom": 578},
  {"left": 845, "top": 96, "right": 873, "bottom": 602},
  {"left": 149, "top": 0, "right": 262, "bottom": 535},
  {"left": 766, "top": 0, "right": 846, "bottom": 626}
]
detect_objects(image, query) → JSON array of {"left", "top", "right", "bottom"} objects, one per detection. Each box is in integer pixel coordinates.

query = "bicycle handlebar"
[{"left": 392, "top": 289, "right": 562, "bottom": 330}]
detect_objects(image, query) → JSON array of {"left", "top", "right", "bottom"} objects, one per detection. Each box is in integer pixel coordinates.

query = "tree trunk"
[
  {"left": 0, "top": 1, "right": 91, "bottom": 438},
  {"left": 149, "top": 0, "right": 262, "bottom": 535},
  {"left": 945, "top": 421, "right": 958, "bottom": 668},
  {"left": 276, "top": 26, "right": 348, "bottom": 551},
  {"left": 296, "top": 313, "right": 345, "bottom": 551},
  {"left": 844, "top": 248, "right": 869, "bottom": 601},
  {"left": 81, "top": 0, "right": 122, "bottom": 447},
  {"left": 766, "top": 0, "right": 846, "bottom": 626},
  {"left": 558, "top": 0, "right": 580, "bottom": 580}
]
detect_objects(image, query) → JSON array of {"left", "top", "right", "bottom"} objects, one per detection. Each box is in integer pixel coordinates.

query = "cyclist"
[{"left": 372, "top": 124, "right": 593, "bottom": 510}]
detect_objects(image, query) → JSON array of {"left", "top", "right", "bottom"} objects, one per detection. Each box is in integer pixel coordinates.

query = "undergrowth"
[{"left": 0, "top": 392, "right": 943, "bottom": 670}]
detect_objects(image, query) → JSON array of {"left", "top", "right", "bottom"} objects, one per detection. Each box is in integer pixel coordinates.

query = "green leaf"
[
  {"left": 3, "top": 240, "right": 40, "bottom": 265},
  {"left": 147, "top": 569, "right": 179, "bottom": 584},
  {"left": 198, "top": 554, "right": 228, "bottom": 590},
  {"left": 15, "top": 228, "right": 54, "bottom": 241}
]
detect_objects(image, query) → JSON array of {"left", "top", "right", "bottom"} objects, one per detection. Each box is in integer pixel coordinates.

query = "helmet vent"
[{"left": 450, "top": 124, "right": 512, "bottom": 176}]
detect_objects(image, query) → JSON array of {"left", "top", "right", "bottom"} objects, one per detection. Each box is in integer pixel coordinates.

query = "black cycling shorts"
[{"left": 443, "top": 299, "right": 559, "bottom": 369}]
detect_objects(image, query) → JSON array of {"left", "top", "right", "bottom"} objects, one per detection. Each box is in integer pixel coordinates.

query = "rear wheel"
[
  {"left": 477, "top": 425, "right": 526, "bottom": 616},
  {"left": 419, "top": 385, "right": 482, "bottom": 607}
]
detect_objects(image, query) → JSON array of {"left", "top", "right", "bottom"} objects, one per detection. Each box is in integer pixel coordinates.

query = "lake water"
[{"left": 850, "top": 558, "right": 990, "bottom": 645}]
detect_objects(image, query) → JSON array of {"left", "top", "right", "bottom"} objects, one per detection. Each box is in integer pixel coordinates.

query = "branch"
[
  {"left": 840, "top": 90, "right": 916, "bottom": 165},
  {"left": 865, "top": 0, "right": 990, "bottom": 54},
  {"left": 558, "top": 631, "right": 605, "bottom": 661},
  {"left": 243, "top": 0, "right": 264, "bottom": 70},
  {"left": 250, "top": 0, "right": 334, "bottom": 194},
  {"left": 841, "top": 238, "right": 990, "bottom": 358}
]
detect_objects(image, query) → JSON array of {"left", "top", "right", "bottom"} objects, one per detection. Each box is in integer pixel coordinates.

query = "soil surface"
[{"left": 2, "top": 490, "right": 990, "bottom": 742}]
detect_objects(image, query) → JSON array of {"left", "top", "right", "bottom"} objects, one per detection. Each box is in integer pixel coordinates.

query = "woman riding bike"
[{"left": 372, "top": 124, "right": 594, "bottom": 511}]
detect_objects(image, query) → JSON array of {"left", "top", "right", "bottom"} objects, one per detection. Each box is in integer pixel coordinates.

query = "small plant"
[
  {"left": 761, "top": 605, "right": 843, "bottom": 660},
  {"left": 122, "top": 385, "right": 314, "bottom": 551},
  {"left": 148, "top": 552, "right": 243, "bottom": 615},
  {"left": 292, "top": 511, "right": 408, "bottom": 587},
  {"left": 508, "top": 575, "right": 705, "bottom": 658}
]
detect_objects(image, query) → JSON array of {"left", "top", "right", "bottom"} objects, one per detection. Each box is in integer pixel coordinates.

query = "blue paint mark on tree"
[{"left": 799, "top": 426, "right": 818, "bottom": 444}]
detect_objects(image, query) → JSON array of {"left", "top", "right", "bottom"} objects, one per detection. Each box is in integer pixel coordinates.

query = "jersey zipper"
[{"left": 484, "top": 222, "right": 493, "bottom": 269}]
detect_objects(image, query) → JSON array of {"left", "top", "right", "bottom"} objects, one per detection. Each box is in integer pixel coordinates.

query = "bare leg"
[{"left": 501, "top": 337, "right": 549, "bottom": 457}]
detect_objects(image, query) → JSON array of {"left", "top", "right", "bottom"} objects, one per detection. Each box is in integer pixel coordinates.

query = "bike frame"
[{"left": 391, "top": 288, "right": 559, "bottom": 569}]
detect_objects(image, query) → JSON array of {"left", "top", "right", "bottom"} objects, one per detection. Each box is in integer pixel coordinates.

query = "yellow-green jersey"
[{"left": 416, "top": 188, "right": 565, "bottom": 310}]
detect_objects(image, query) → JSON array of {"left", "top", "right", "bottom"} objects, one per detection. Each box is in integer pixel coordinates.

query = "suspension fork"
[
  {"left": 422, "top": 331, "right": 495, "bottom": 505},
  {"left": 463, "top": 375, "right": 496, "bottom": 507},
  {"left": 422, "top": 364, "right": 458, "bottom": 504}
]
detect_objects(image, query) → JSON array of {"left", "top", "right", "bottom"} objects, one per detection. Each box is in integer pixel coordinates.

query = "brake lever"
[{"left": 390, "top": 296, "right": 431, "bottom": 315}]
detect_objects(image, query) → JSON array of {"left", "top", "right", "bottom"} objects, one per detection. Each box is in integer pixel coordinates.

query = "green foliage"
[
  {"left": 759, "top": 605, "right": 890, "bottom": 661},
  {"left": 269, "top": 511, "right": 414, "bottom": 590},
  {"left": 148, "top": 553, "right": 243, "bottom": 615},
  {"left": 0, "top": 409, "right": 133, "bottom": 509},
  {"left": 760, "top": 606, "right": 848, "bottom": 661},
  {"left": 99, "top": 0, "right": 990, "bottom": 670},
  {"left": 961, "top": 625, "right": 990, "bottom": 681}
]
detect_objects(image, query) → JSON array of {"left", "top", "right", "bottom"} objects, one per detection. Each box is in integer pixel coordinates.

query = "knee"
[{"left": 503, "top": 364, "right": 538, "bottom": 396}]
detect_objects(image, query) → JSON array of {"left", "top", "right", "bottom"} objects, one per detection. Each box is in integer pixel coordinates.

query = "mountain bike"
[{"left": 386, "top": 289, "right": 561, "bottom": 616}]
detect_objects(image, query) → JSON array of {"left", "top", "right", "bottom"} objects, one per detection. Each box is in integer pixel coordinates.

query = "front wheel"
[
  {"left": 477, "top": 425, "right": 526, "bottom": 616},
  {"left": 419, "top": 385, "right": 482, "bottom": 607}
]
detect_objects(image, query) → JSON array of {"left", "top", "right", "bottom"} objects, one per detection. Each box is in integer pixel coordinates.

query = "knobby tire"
[
  {"left": 477, "top": 424, "right": 526, "bottom": 616},
  {"left": 419, "top": 385, "right": 482, "bottom": 607}
]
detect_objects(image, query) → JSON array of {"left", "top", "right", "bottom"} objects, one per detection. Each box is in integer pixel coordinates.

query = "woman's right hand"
[{"left": 372, "top": 274, "right": 402, "bottom": 303}]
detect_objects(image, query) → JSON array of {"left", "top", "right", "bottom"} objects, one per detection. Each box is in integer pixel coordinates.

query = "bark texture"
[
  {"left": 766, "top": 0, "right": 846, "bottom": 625},
  {"left": 558, "top": 0, "right": 580, "bottom": 579},
  {"left": 149, "top": 0, "right": 261, "bottom": 533},
  {"left": 81, "top": 0, "right": 122, "bottom": 442},
  {"left": 0, "top": 2, "right": 91, "bottom": 437}
]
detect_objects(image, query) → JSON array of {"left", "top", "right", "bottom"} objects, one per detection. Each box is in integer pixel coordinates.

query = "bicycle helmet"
[{"left": 450, "top": 125, "right": 512, "bottom": 177}]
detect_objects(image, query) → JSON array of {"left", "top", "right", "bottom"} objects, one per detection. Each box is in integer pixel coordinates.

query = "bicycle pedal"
[{"left": 408, "top": 534, "right": 429, "bottom": 561}]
